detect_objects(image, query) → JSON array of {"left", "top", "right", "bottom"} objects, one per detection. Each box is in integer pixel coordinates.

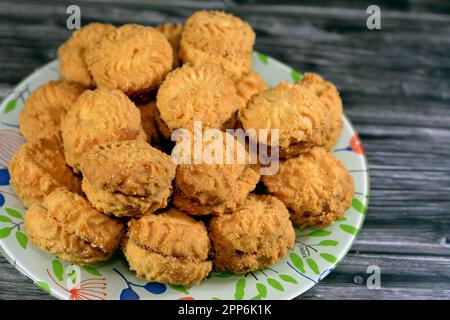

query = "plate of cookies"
[{"left": 0, "top": 11, "right": 369, "bottom": 300}]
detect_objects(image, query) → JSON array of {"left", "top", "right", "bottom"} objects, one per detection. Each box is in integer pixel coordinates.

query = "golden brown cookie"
[
  {"left": 123, "top": 208, "right": 212, "bottom": 285},
  {"left": 262, "top": 147, "right": 354, "bottom": 228},
  {"left": 172, "top": 129, "right": 260, "bottom": 215},
  {"left": 58, "top": 23, "right": 115, "bottom": 87},
  {"left": 79, "top": 140, "right": 176, "bottom": 217},
  {"left": 156, "top": 64, "right": 243, "bottom": 138},
  {"left": 157, "top": 22, "right": 183, "bottom": 68},
  {"left": 138, "top": 101, "right": 162, "bottom": 146},
  {"left": 24, "top": 189, "right": 125, "bottom": 264},
  {"left": 9, "top": 137, "right": 81, "bottom": 208},
  {"left": 19, "top": 81, "right": 84, "bottom": 141},
  {"left": 235, "top": 71, "right": 266, "bottom": 105},
  {"left": 153, "top": 107, "right": 172, "bottom": 140},
  {"left": 179, "top": 11, "right": 255, "bottom": 80},
  {"left": 86, "top": 24, "right": 173, "bottom": 97},
  {"left": 297, "top": 73, "right": 343, "bottom": 150},
  {"left": 239, "top": 82, "right": 327, "bottom": 158},
  {"left": 209, "top": 194, "right": 295, "bottom": 272},
  {"left": 61, "top": 88, "right": 146, "bottom": 172},
  {"left": 228, "top": 71, "right": 267, "bottom": 129}
]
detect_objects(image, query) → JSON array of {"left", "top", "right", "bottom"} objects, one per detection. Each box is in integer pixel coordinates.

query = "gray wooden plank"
[
  {"left": 301, "top": 252, "right": 450, "bottom": 299},
  {"left": 0, "top": 256, "right": 55, "bottom": 300}
]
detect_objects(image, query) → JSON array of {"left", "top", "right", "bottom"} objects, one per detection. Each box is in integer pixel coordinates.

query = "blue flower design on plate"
[
  {"left": 0, "top": 168, "right": 9, "bottom": 186},
  {"left": 113, "top": 268, "right": 166, "bottom": 300}
]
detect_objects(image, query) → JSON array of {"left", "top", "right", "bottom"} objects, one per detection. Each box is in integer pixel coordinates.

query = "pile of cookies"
[{"left": 9, "top": 10, "right": 354, "bottom": 286}]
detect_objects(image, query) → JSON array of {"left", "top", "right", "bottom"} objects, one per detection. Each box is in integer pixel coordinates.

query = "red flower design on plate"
[
  {"left": 47, "top": 269, "right": 107, "bottom": 300},
  {"left": 334, "top": 134, "right": 365, "bottom": 155},
  {"left": 349, "top": 135, "right": 364, "bottom": 154}
]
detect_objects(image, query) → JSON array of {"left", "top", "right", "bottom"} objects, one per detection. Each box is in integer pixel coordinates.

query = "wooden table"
[{"left": 0, "top": 0, "right": 449, "bottom": 300}]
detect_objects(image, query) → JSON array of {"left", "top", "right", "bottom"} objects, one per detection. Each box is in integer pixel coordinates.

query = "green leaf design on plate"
[
  {"left": 320, "top": 253, "right": 337, "bottom": 263},
  {"left": 256, "top": 52, "right": 269, "bottom": 64},
  {"left": 15, "top": 231, "right": 28, "bottom": 249},
  {"left": 318, "top": 240, "right": 338, "bottom": 246},
  {"left": 306, "top": 258, "right": 320, "bottom": 275},
  {"left": 340, "top": 224, "right": 359, "bottom": 235},
  {"left": 52, "top": 259, "right": 64, "bottom": 281},
  {"left": 169, "top": 284, "right": 189, "bottom": 295},
  {"left": 279, "top": 274, "right": 298, "bottom": 284},
  {"left": 291, "top": 70, "right": 302, "bottom": 83},
  {"left": 0, "top": 227, "right": 12, "bottom": 239},
  {"left": 35, "top": 281, "right": 51, "bottom": 294},
  {"left": 256, "top": 283, "right": 267, "bottom": 297},
  {"left": 212, "top": 297, "right": 221, "bottom": 300},
  {"left": 250, "top": 295, "right": 262, "bottom": 300},
  {"left": 306, "top": 229, "right": 332, "bottom": 237},
  {"left": 5, "top": 208, "right": 22, "bottom": 219},
  {"left": 337, "top": 216, "right": 347, "bottom": 221},
  {"left": 68, "top": 268, "right": 77, "bottom": 284},
  {"left": 234, "top": 278, "right": 246, "bottom": 300},
  {"left": 4, "top": 99, "right": 17, "bottom": 113},
  {"left": 0, "top": 215, "right": 12, "bottom": 223},
  {"left": 290, "top": 253, "right": 305, "bottom": 273},
  {"left": 83, "top": 265, "right": 102, "bottom": 276},
  {"left": 352, "top": 198, "right": 367, "bottom": 214},
  {"left": 267, "top": 278, "right": 284, "bottom": 292}
]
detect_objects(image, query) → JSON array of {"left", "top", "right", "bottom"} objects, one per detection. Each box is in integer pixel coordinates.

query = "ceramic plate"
[{"left": 0, "top": 52, "right": 369, "bottom": 300}]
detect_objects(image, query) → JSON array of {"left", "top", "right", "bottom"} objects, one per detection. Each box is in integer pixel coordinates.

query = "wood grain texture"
[{"left": 0, "top": 0, "right": 449, "bottom": 300}]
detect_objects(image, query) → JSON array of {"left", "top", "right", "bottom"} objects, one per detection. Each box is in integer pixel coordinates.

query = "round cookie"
[
  {"left": 156, "top": 64, "right": 243, "bottom": 138},
  {"left": 19, "top": 80, "right": 85, "bottom": 141},
  {"left": 179, "top": 11, "right": 255, "bottom": 80},
  {"left": 79, "top": 140, "right": 176, "bottom": 217},
  {"left": 157, "top": 22, "right": 183, "bottom": 68},
  {"left": 239, "top": 82, "right": 327, "bottom": 158},
  {"left": 58, "top": 23, "right": 115, "bottom": 87},
  {"left": 262, "top": 147, "right": 354, "bottom": 228},
  {"left": 209, "top": 194, "right": 295, "bottom": 273},
  {"left": 86, "top": 24, "right": 173, "bottom": 97},
  {"left": 123, "top": 208, "right": 212, "bottom": 285},
  {"left": 24, "top": 189, "right": 125, "bottom": 264},
  {"left": 297, "top": 73, "right": 343, "bottom": 150},
  {"left": 172, "top": 129, "right": 260, "bottom": 215},
  {"left": 9, "top": 137, "right": 81, "bottom": 208},
  {"left": 61, "top": 88, "right": 146, "bottom": 172}
]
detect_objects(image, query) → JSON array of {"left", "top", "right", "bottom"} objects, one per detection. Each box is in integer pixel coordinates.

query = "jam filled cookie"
[
  {"left": 262, "top": 147, "right": 354, "bottom": 228},
  {"left": 9, "top": 137, "right": 81, "bottom": 208},
  {"left": 79, "top": 140, "right": 176, "bottom": 217},
  {"left": 24, "top": 189, "right": 125, "bottom": 264},
  {"left": 180, "top": 11, "right": 255, "bottom": 80},
  {"left": 172, "top": 129, "right": 260, "bottom": 215},
  {"left": 123, "top": 208, "right": 212, "bottom": 285},
  {"left": 156, "top": 64, "right": 242, "bottom": 138},
  {"left": 86, "top": 24, "right": 173, "bottom": 97},
  {"left": 19, "top": 80, "right": 84, "bottom": 141},
  {"left": 209, "top": 194, "right": 295, "bottom": 272},
  {"left": 61, "top": 88, "right": 146, "bottom": 172},
  {"left": 239, "top": 82, "right": 328, "bottom": 158},
  {"left": 58, "top": 23, "right": 115, "bottom": 87}
]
